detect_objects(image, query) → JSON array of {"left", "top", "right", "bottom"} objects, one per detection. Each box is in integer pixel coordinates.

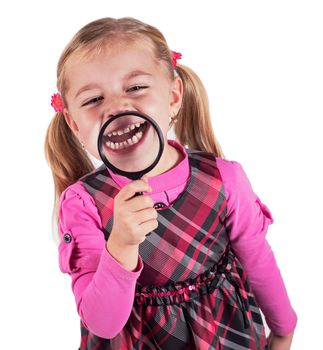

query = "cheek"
[
  {"left": 140, "top": 95, "right": 171, "bottom": 126},
  {"left": 77, "top": 113, "right": 100, "bottom": 135},
  {"left": 84, "top": 132, "right": 101, "bottom": 160},
  {"left": 77, "top": 118, "right": 101, "bottom": 150}
]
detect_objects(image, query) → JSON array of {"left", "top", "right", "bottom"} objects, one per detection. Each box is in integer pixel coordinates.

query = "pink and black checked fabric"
[{"left": 79, "top": 150, "right": 268, "bottom": 349}]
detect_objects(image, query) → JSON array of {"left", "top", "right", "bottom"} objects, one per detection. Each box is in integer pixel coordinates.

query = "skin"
[
  {"left": 63, "top": 40, "right": 183, "bottom": 272},
  {"left": 267, "top": 331, "right": 294, "bottom": 350},
  {"left": 62, "top": 40, "right": 294, "bottom": 349},
  {"left": 63, "top": 41, "right": 183, "bottom": 175}
]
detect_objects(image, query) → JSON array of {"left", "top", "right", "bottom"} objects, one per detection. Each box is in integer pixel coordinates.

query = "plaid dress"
[{"left": 79, "top": 149, "right": 268, "bottom": 350}]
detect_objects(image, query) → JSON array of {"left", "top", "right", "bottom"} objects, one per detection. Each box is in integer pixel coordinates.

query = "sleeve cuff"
[{"left": 267, "top": 308, "right": 298, "bottom": 336}]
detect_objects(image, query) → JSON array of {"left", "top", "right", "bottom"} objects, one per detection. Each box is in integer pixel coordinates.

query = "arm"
[
  {"left": 58, "top": 182, "right": 143, "bottom": 339},
  {"left": 267, "top": 331, "right": 294, "bottom": 350},
  {"left": 216, "top": 158, "right": 297, "bottom": 338}
]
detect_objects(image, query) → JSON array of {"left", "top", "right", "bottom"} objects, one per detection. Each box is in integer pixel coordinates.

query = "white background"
[{"left": 0, "top": 1, "right": 322, "bottom": 349}]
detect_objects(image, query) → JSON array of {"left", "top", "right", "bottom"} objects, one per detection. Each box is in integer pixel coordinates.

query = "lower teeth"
[{"left": 106, "top": 130, "right": 144, "bottom": 150}]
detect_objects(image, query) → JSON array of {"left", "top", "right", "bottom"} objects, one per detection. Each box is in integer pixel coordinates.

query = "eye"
[
  {"left": 81, "top": 96, "right": 104, "bottom": 107},
  {"left": 126, "top": 85, "right": 148, "bottom": 93}
]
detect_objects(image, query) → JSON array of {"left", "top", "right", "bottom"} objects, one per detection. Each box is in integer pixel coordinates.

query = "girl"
[{"left": 45, "top": 17, "right": 297, "bottom": 350}]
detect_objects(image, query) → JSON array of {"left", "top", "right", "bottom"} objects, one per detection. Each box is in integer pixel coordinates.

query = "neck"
[{"left": 145, "top": 142, "right": 184, "bottom": 177}]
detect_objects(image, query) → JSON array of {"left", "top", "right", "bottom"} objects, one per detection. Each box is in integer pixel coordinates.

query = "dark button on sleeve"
[
  {"left": 58, "top": 232, "right": 77, "bottom": 274},
  {"left": 63, "top": 233, "right": 72, "bottom": 243}
]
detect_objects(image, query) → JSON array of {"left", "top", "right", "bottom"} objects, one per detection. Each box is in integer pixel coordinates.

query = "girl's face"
[{"left": 63, "top": 41, "right": 183, "bottom": 172}]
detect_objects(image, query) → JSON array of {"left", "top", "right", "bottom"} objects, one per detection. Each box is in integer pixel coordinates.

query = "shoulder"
[
  {"left": 60, "top": 181, "right": 96, "bottom": 207},
  {"left": 215, "top": 157, "right": 274, "bottom": 224},
  {"left": 186, "top": 151, "right": 248, "bottom": 191},
  {"left": 59, "top": 181, "right": 101, "bottom": 228},
  {"left": 215, "top": 157, "right": 245, "bottom": 181},
  {"left": 215, "top": 157, "right": 252, "bottom": 198},
  {"left": 215, "top": 158, "right": 266, "bottom": 217}
]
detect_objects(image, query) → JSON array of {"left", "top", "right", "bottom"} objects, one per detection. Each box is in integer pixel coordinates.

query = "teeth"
[
  {"left": 107, "top": 122, "right": 144, "bottom": 137},
  {"left": 132, "top": 135, "right": 139, "bottom": 143},
  {"left": 105, "top": 129, "right": 145, "bottom": 150}
]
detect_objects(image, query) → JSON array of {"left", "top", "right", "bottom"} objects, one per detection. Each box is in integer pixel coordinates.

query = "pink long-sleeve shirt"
[{"left": 58, "top": 140, "right": 297, "bottom": 339}]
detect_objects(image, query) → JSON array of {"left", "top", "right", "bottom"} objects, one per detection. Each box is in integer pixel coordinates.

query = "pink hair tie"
[
  {"left": 171, "top": 51, "right": 182, "bottom": 68},
  {"left": 51, "top": 93, "right": 65, "bottom": 112}
]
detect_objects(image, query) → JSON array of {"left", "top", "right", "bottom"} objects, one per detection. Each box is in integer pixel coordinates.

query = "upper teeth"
[{"left": 107, "top": 122, "right": 143, "bottom": 137}]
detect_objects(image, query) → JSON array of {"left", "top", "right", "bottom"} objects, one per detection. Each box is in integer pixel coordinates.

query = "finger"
[
  {"left": 138, "top": 219, "right": 159, "bottom": 235},
  {"left": 126, "top": 195, "right": 155, "bottom": 212},
  {"left": 136, "top": 207, "right": 158, "bottom": 223},
  {"left": 118, "top": 179, "right": 152, "bottom": 201}
]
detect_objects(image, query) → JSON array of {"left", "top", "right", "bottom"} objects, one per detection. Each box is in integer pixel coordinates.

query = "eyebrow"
[
  {"left": 74, "top": 70, "right": 152, "bottom": 99},
  {"left": 126, "top": 70, "right": 152, "bottom": 80},
  {"left": 75, "top": 83, "right": 100, "bottom": 99}
]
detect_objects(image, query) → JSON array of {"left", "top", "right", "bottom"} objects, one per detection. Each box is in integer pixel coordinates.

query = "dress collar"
[{"left": 106, "top": 139, "right": 189, "bottom": 193}]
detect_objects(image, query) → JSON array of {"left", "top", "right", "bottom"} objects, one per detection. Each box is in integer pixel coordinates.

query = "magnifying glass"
[{"left": 97, "top": 111, "right": 164, "bottom": 182}]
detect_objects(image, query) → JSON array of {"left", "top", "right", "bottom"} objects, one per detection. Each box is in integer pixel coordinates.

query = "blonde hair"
[{"left": 44, "top": 17, "right": 225, "bottom": 209}]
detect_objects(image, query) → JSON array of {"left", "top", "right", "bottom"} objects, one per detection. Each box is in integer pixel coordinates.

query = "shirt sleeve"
[
  {"left": 58, "top": 181, "right": 143, "bottom": 339},
  {"left": 216, "top": 158, "right": 297, "bottom": 336}
]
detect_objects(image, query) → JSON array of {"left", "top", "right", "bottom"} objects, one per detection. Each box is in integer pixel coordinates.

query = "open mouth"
[{"left": 103, "top": 121, "right": 148, "bottom": 150}]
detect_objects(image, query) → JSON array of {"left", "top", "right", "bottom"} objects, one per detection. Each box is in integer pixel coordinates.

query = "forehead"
[
  {"left": 67, "top": 40, "right": 158, "bottom": 76},
  {"left": 63, "top": 39, "right": 168, "bottom": 95}
]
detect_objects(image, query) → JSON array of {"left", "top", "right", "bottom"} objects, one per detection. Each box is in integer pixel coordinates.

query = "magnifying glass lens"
[{"left": 99, "top": 113, "right": 162, "bottom": 177}]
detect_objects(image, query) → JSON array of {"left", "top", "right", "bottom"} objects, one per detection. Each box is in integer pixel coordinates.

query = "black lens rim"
[{"left": 97, "top": 111, "right": 165, "bottom": 180}]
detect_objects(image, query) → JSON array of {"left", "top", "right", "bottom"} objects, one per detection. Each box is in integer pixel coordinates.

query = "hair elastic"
[
  {"left": 171, "top": 51, "right": 182, "bottom": 68},
  {"left": 51, "top": 93, "right": 65, "bottom": 112}
]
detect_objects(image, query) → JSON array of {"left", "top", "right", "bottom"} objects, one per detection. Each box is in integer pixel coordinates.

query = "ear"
[
  {"left": 169, "top": 76, "right": 183, "bottom": 112},
  {"left": 63, "top": 108, "right": 79, "bottom": 137}
]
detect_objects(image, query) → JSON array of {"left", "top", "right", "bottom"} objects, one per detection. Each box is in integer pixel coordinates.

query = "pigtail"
[
  {"left": 44, "top": 112, "right": 94, "bottom": 207},
  {"left": 45, "top": 16, "right": 225, "bottom": 213},
  {"left": 174, "top": 64, "right": 225, "bottom": 158}
]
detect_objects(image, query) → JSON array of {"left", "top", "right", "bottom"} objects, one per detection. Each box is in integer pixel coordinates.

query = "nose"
[{"left": 103, "top": 97, "right": 134, "bottom": 119}]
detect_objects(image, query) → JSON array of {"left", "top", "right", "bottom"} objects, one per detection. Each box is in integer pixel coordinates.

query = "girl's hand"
[
  {"left": 106, "top": 176, "right": 158, "bottom": 270},
  {"left": 267, "top": 331, "right": 294, "bottom": 350},
  {"left": 110, "top": 176, "right": 157, "bottom": 245}
]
